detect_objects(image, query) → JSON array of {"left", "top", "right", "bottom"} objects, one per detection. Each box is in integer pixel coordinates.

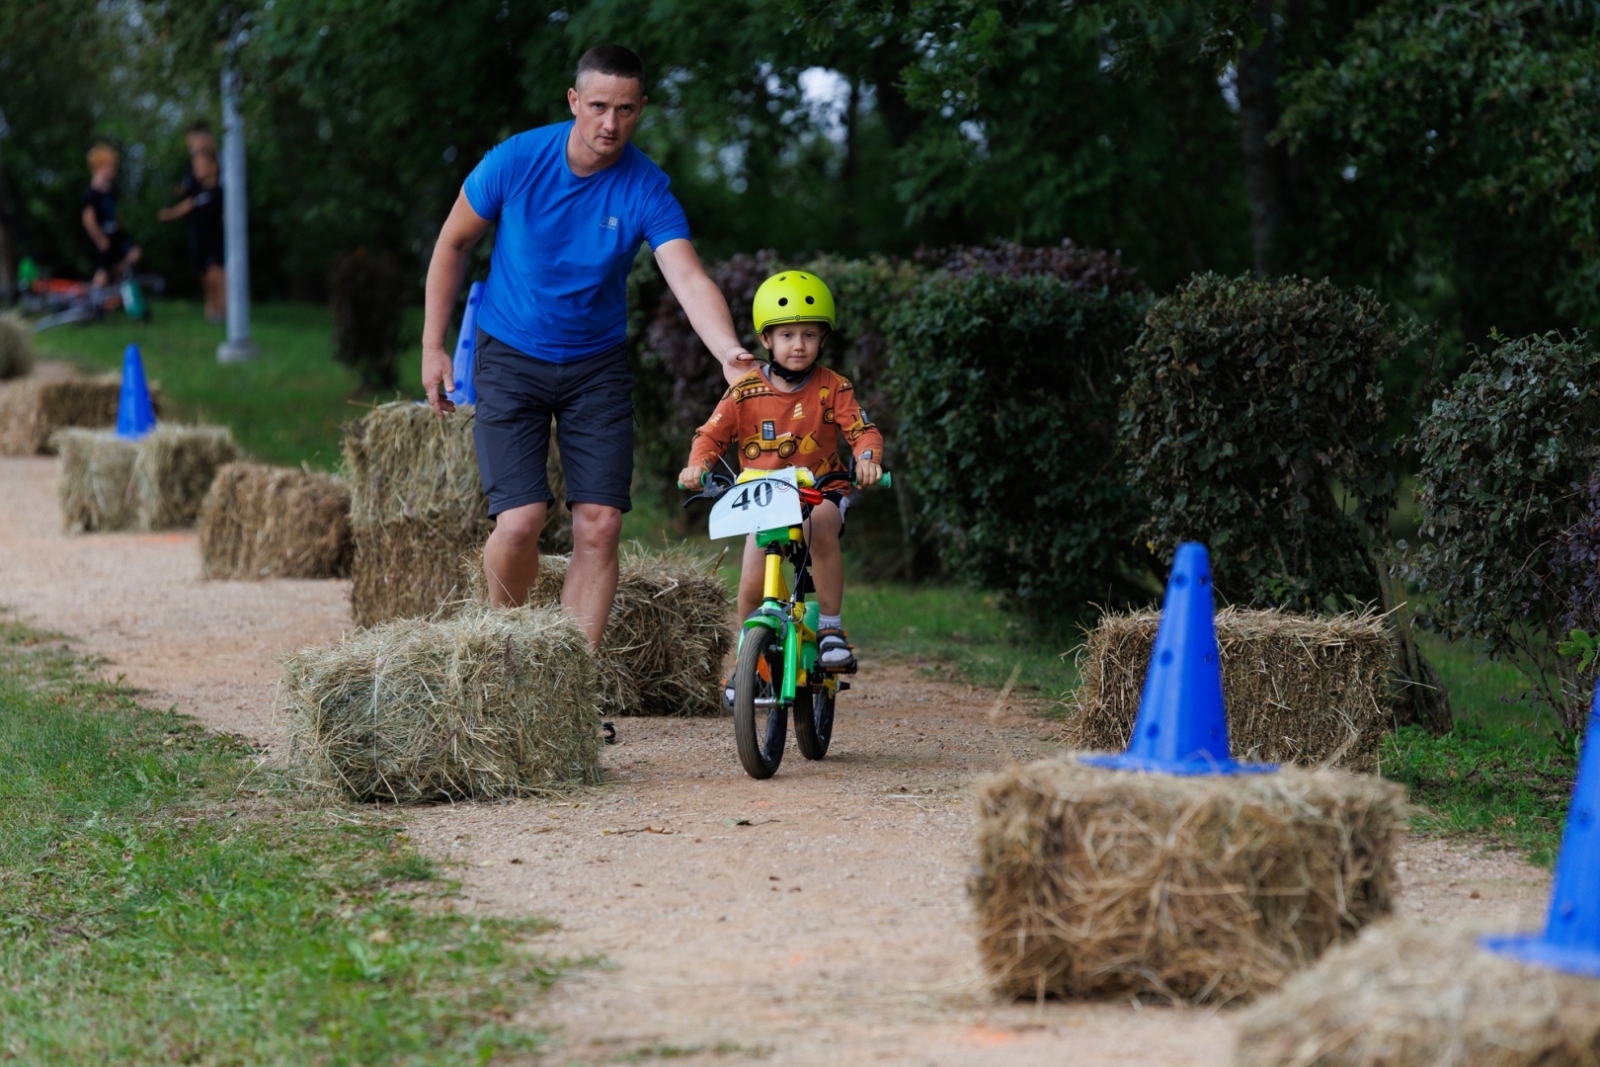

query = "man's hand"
[
  {"left": 856, "top": 458, "right": 883, "bottom": 487},
  {"left": 421, "top": 190, "right": 492, "bottom": 418},
  {"left": 676, "top": 466, "right": 707, "bottom": 491},
  {"left": 722, "top": 347, "right": 757, "bottom": 384},
  {"left": 422, "top": 343, "right": 457, "bottom": 418}
]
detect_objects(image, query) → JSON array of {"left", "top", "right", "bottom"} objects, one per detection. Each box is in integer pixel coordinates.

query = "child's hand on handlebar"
[
  {"left": 856, "top": 458, "right": 883, "bottom": 487},
  {"left": 677, "top": 466, "right": 708, "bottom": 491}
]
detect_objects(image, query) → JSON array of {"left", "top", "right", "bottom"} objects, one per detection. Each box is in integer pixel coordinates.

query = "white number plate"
[{"left": 707, "top": 474, "right": 804, "bottom": 540}]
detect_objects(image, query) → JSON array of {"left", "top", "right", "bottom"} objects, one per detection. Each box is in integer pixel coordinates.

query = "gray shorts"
[{"left": 472, "top": 330, "right": 634, "bottom": 516}]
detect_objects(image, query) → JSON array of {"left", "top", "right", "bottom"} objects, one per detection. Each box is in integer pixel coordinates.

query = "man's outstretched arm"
[
  {"left": 654, "top": 238, "right": 757, "bottom": 385},
  {"left": 421, "top": 190, "right": 493, "bottom": 417}
]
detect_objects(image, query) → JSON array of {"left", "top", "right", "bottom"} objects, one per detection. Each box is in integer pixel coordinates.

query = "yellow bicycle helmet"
[{"left": 751, "top": 271, "right": 836, "bottom": 334}]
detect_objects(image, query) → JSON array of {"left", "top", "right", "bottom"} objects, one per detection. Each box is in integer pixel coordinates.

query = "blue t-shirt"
[{"left": 463, "top": 121, "right": 690, "bottom": 363}]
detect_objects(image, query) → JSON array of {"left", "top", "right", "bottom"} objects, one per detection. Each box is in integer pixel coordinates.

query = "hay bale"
[
  {"left": 279, "top": 605, "right": 601, "bottom": 802},
  {"left": 1233, "top": 923, "right": 1600, "bottom": 1067},
  {"left": 343, "top": 402, "right": 570, "bottom": 628},
  {"left": 971, "top": 756, "right": 1406, "bottom": 1004},
  {"left": 1067, "top": 608, "right": 1396, "bottom": 771},
  {"left": 468, "top": 542, "right": 734, "bottom": 717},
  {"left": 53, "top": 430, "right": 139, "bottom": 531},
  {"left": 0, "top": 373, "right": 164, "bottom": 455},
  {"left": 55, "top": 425, "right": 239, "bottom": 532},
  {"left": 0, "top": 313, "right": 33, "bottom": 380},
  {"left": 199, "top": 463, "right": 353, "bottom": 579}
]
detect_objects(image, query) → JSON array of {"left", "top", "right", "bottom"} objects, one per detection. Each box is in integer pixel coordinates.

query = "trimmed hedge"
[
  {"left": 1119, "top": 274, "right": 1403, "bottom": 609},
  {"left": 884, "top": 271, "right": 1150, "bottom": 614},
  {"left": 1408, "top": 330, "right": 1600, "bottom": 730}
]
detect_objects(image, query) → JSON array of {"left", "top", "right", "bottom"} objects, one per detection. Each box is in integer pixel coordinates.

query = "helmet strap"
[{"left": 765, "top": 359, "right": 814, "bottom": 385}]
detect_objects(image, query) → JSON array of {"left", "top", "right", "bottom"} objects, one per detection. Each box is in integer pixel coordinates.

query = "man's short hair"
[
  {"left": 575, "top": 45, "right": 644, "bottom": 87},
  {"left": 186, "top": 119, "right": 212, "bottom": 134}
]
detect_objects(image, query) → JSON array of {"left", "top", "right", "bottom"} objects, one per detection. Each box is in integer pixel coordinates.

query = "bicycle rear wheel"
[
  {"left": 793, "top": 684, "right": 835, "bottom": 761},
  {"left": 732, "top": 628, "right": 786, "bottom": 779}
]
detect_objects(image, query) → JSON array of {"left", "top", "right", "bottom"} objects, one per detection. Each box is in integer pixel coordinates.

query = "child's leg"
[
  {"left": 805, "top": 501, "right": 855, "bottom": 668},
  {"left": 804, "top": 500, "right": 844, "bottom": 617},
  {"left": 736, "top": 533, "right": 765, "bottom": 621}
]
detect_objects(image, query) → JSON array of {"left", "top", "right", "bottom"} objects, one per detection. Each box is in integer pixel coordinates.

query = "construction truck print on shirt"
[{"left": 688, "top": 367, "right": 885, "bottom": 481}]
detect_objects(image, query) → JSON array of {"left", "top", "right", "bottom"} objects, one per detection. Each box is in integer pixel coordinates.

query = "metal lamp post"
[{"left": 216, "top": 65, "right": 259, "bottom": 363}]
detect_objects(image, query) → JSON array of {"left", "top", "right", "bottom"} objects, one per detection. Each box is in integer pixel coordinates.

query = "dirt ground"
[{"left": 0, "top": 454, "right": 1555, "bottom": 1066}]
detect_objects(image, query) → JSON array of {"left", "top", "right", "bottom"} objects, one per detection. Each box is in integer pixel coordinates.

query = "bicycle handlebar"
[{"left": 679, "top": 467, "right": 892, "bottom": 507}]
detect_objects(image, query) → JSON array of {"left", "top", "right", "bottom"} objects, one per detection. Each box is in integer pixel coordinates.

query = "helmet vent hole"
[
  {"left": 805, "top": 296, "right": 814, "bottom": 304},
  {"left": 777, "top": 297, "right": 788, "bottom": 306}
]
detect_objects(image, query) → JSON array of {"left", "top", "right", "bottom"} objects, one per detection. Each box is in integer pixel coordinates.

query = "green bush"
[
  {"left": 328, "top": 249, "right": 406, "bottom": 392},
  {"left": 1120, "top": 273, "right": 1403, "bottom": 608},
  {"left": 1407, "top": 331, "right": 1600, "bottom": 731},
  {"left": 884, "top": 271, "right": 1149, "bottom": 615}
]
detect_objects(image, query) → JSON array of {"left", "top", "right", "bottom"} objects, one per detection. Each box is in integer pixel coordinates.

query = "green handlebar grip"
[{"left": 879, "top": 471, "right": 892, "bottom": 489}]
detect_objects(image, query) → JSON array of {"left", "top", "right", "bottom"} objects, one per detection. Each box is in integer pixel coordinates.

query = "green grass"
[
  {"left": 32, "top": 299, "right": 428, "bottom": 469},
  {"left": 1376, "top": 631, "right": 1578, "bottom": 864},
  {"left": 847, "top": 584, "right": 1079, "bottom": 700},
  {"left": 0, "top": 613, "right": 564, "bottom": 1065}
]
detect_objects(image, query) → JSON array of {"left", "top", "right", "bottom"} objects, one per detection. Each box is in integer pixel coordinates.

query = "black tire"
[
  {"left": 732, "top": 628, "right": 786, "bottom": 779},
  {"left": 793, "top": 683, "right": 835, "bottom": 761}
]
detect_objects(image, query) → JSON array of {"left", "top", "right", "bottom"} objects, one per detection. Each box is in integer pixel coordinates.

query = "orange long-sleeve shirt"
[{"left": 687, "top": 366, "right": 884, "bottom": 482}]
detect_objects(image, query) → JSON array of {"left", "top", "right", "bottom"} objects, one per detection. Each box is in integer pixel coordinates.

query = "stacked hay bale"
[
  {"left": 0, "top": 372, "right": 163, "bottom": 456},
  {"left": 1068, "top": 608, "right": 1395, "bottom": 770},
  {"left": 199, "top": 463, "right": 353, "bottom": 579},
  {"left": 55, "top": 426, "right": 238, "bottom": 532},
  {"left": 469, "top": 542, "right": 733, "bottom": 717},
  {"left": 343, "top": 402, "right": 570, "bottom": 628},
  {"left": 0, "top": 312, "right": 33, "bottom": 380},
  {"left": 279, "top": 605, "right": 601, "bottom": 801},
  {"left": 970, "top": 756, "right": 1405, "bottom": 1004},
  {"left": 1233, "top": 924, "right": 1600, "bottom": 1066}
]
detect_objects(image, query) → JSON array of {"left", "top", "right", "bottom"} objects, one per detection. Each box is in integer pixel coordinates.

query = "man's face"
[{"left": 566, "top": 74, "right": 647, "bottom": 164}]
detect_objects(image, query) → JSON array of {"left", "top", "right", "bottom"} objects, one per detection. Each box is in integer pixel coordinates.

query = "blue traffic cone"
[
  {"left": 1081, "top": 542, "right": 1276, "bottom": 776},
  {"left": 446, "top": 281, "right": 484, "bottom": 406},
  {"left": 1480, "top": 678, "right": 1600, "bottom": 976},
  {"left": 114, "top": 343, "right": 156, "bottom": 440}
]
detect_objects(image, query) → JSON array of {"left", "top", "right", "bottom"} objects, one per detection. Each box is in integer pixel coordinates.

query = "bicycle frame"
[{"left": 742, "top": 525, "right": 820, "bottom": 706}]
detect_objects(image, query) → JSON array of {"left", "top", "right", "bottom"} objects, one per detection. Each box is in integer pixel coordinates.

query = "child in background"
[
  {"left": 159, "top": 148, "right": 226, "bottom": 322},
  {"left": 679, "top": 270, "right": 883, "bottom": 679},
  {"left": 81, "top": 143, "right": 142, "bottom": 288}
]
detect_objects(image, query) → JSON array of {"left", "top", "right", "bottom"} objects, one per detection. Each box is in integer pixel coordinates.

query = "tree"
[{"left": 1278, "top": 0, "right": 1600, "bottom": 347}]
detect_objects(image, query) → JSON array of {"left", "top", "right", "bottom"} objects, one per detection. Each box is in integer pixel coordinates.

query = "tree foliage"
[
  {"left": 884, "top": 271, "right": 1150, "bottom": 615},
  {"left": 1407, "top": 331, "right": 1600, "bottom": 730},
  {"left": 1279, "top": 0, "right": 1600, "bottom": 345},
  {"left": 1120, "top": 273, "right": 1402, "bottom": 608}
]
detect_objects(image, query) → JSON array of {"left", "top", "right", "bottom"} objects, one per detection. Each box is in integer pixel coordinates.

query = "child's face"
[
  {"left": 91, "top": 160, "right": 118, "bottom": 185},
  {"left": 760, "top": 323, "right": 826, "bottom": 373}
]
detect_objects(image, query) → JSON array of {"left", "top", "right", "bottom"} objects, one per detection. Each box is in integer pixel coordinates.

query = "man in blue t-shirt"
[{"left": 421, "top": 44, "right": 756, "bottom": 657}]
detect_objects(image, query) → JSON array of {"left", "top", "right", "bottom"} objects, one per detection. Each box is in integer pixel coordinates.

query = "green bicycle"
[{"left": 685, "top": 465, "right": 891, "bottom": 779}]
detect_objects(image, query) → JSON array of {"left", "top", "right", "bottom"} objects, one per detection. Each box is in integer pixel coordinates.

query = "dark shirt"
[
  {"left": 180, "top": 173, "right": 223, "bottom": 228},
  {"left": 83, "top": 185, "right": 122, "bottom": 237}
]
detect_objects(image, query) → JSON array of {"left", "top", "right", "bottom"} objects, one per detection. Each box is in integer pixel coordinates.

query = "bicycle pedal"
[{"left": 838, "top": 681, "right": 851, "bottom": 692}]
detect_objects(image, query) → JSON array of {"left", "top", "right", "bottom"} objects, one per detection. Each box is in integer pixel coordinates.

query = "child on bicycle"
[{"left": 678, "top": 270, "right": 883, "bottom": 677}]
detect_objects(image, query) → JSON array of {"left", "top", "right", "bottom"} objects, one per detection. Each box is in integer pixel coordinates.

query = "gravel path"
[{"left": 0, "top": 454, "right": 1555, "bottom": 1066}]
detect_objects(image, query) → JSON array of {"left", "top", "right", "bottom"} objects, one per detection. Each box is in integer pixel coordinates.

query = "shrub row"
[{"left": 634, "top": 250, "right": 1599, "bottom": 731}]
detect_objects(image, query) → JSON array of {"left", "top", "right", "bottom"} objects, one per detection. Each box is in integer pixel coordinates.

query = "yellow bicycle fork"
[{"left": 745, "top": 530, "right": 826, "bottom": 701}]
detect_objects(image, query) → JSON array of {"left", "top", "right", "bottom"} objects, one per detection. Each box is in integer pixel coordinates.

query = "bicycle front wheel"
[{"left": 732, "top": 628, "right": 786, "bottom": 779}]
